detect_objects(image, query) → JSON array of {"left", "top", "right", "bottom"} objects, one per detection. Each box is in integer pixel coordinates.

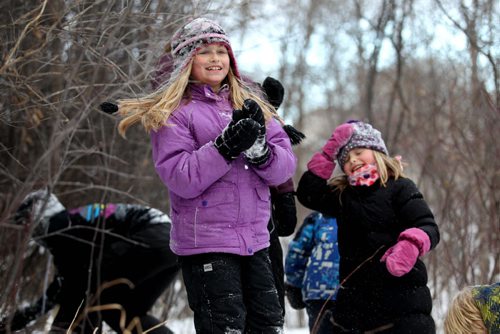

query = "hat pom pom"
[
  {"left": 283, "top": 124, "right": 305, "bottom": 145},
  {"left": 100, "top": 102, "right": 119, "bottom": 114}
]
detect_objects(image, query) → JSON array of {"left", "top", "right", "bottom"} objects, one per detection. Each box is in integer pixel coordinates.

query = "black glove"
[
  {"left": 215, "top": 118, "right": 260, "bottom": 160},
  {"left": 262, "top": 78, "right": 306, "bottom": 146},
  {"left": 262, "top": 77, "right": 284, "bottom": 110},
  {"left": 0, "top": 306, "right": 38, "bottom": 332},
  {"left": 241, "top": 99, "right": 270, "bottom": 165},
  {"left": 272, "top": 192, "right": 297, "bottom": 237},
  {"left": 242, "top": 99, "right": 265, "bottom": 126},
  {"left": 100, "top": 101, "right": 119, "bottom": 114},
  {"left": 285, "top": 284, "right": 306, "bottom": 310}
]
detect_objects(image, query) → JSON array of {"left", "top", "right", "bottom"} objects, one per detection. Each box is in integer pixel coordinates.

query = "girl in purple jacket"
[{"left": 117, "top": 17, "right": 296, "bottom": 334}]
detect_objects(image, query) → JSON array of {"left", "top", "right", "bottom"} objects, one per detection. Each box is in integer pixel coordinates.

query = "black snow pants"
[{"left": 181, "top": 248, "right": 284, "bottom": 334}]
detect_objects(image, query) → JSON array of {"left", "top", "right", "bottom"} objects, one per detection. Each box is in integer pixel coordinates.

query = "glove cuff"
[
  {"left": 245, "top": 146, "right": 270, "bottom": 165},
  {"left": 285, "top": 283, "right": 306, "bottom": 310},
  {"left": 398, "top": 228, "right": 431, "bottom": 256},
  {"left": 244, "top": 134, "right": 270, "bottom": 166},
  {"left": 307, "top": 151, "right": 335, "bottom": 180}
]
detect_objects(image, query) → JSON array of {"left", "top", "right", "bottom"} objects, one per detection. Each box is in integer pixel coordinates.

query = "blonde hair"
[
  {"left": 117, "top": 59, "right": 279, "bottom": 138},
  {"left": 444, "top": 287, "right": 487, "bottom": 334},
  {"left": 328, "top": 150, "right": 405, "bottom": 191}
]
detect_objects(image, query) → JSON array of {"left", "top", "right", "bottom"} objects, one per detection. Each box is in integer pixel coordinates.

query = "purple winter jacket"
[{"left": 150, "top": 84, "right": 297, "bottom": 256}]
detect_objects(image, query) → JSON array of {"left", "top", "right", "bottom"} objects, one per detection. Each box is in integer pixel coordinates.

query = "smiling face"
[
  {"left": 190, "top": 43, "right": 230, "bottom": 92},
  {"left": 342, "top": 148, "right": 377, "bottom": 176}
]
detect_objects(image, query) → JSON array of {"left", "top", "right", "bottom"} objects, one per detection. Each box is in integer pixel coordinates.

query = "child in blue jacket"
[{"left": 285, "top": 211, "right": 340, "bottom": 334}]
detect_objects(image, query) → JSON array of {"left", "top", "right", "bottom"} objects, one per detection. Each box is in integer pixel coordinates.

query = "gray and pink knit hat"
[
  {"left": 336, "top": 121, "right": 389, "bottom": 169},
  {"left": 169, "top": 17, "right": 241, "bottom": 81}
]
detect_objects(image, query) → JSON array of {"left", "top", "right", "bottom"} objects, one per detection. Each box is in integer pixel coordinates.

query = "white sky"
[{"left": 229, "top": 16, "right": 468, "bottom": 77}]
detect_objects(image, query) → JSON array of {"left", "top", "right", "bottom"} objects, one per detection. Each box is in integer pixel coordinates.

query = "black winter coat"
[
  {"left": 297, "top": 171, "right": 440, "bottom": 333},
  {"left": 10, "top": 204, "right": 179, "bottom": 334}
]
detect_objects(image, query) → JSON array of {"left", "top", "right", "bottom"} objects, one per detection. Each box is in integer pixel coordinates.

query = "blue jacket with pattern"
[{"left": 285, "top": 212, "right": 340, "bottom": 301}]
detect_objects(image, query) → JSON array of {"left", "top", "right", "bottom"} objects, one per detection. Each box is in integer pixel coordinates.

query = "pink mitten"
[
  {"left": 325, "top": 123, "right": 355, "bottom": 157},
  {"left": 307, "top": 123, "right": 354, "bottom": 179},
  {"left": 381, "top": 228, "right": 431, "bottom": 277},
  {"left": 307, "top": 151, "right": 336, "bottom": 179}
]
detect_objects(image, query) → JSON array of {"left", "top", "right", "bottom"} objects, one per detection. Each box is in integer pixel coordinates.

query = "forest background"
[{"left": 0, "top": 0, "right": 498, "bottom": 333}]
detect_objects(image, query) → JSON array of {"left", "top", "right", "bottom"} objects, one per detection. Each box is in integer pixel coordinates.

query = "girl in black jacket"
[{"left": 296, "top": 121, "right": 440, "bottom": 333}]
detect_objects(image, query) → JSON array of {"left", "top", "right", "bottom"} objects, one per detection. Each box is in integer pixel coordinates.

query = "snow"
[{"left": 168, "top": 317, "right": 309, "bottom": 334}]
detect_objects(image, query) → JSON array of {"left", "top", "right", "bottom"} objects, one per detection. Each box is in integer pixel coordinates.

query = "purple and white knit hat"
[
  {"left": 336, "top": 121, "right": 389, "bottom": 169},
  {"left": 169, "top": 17, "right": 241, "bottom": 81}
]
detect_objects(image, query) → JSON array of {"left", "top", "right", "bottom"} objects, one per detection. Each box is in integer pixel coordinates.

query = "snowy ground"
[
  {"left": 169, "top": 318, "right": 308, "bottom": 334},
  {"left": 30, "top": 300, "right": 446, "bottom": 333},
  {"left": 28, "top": 305, "right": 309, "bottom": 333},
  {"left": 164, "top": 298, "right": 310, "bottom": 333}
]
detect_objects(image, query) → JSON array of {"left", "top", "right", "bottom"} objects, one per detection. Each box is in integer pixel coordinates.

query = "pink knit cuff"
[{"left": 398, "top": 228, "right": 431, "bottom": 256}]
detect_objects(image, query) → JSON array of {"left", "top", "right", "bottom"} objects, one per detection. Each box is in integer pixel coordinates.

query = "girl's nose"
[{"left": 209, "top": 52, "right": 219, "bottom": 62}]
